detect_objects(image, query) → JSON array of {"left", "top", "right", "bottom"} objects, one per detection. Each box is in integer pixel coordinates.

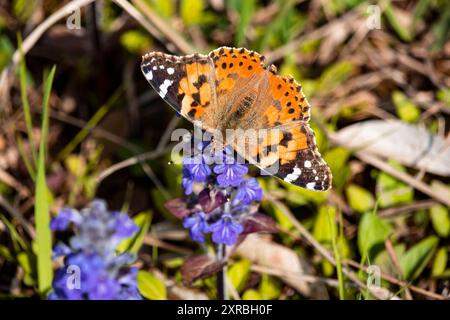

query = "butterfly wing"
[
  {"left": 141, "top": 52, "right": 216, "bottom": 124},
  {"left": 208, "top": 47, "right": 331, "bottom": 190},
  {"left": 266, "top": 121, "right": 332, "bottom": 191},
  {"left": 141, "top": 47, "right": 332, "bottom": 191}
]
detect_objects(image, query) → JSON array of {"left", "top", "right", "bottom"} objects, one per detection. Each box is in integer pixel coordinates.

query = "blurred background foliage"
[{"left": 0, "top": 0, "right": 449, "bottom": 299}]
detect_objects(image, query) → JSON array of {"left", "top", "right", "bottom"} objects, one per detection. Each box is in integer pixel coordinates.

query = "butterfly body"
[{"left": 141, "top": 47, "right": 332, "bottom": 191}]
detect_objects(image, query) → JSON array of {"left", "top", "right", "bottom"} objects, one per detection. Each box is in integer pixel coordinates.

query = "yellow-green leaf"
[
  {"left": 400, "top": 236, "right": 439, "bottom": 281},
  {"left": 242, "top": 289, "right": 262, "bottom": 300},
  {"left": 430, "top": 205, "right": 450, "bottom": 238},
  {"left": 393, "top": 91, "right": 420, "bottom": 123},
  {"left": 259, "top": 275, "right": 281, "bottom": 300},
  {"left": 180, "top": 0, "right": 204, "bottom": 26},
  {"left": 358, "top": 212, "right": 392, "bottom": 259},
  {"left": 346, "top": 184, "right": 374, "bottom": 213},
  {"left": 432, "top": 247, "right": 447, "bottom": 277},
  {"left": 117, "top": 210, "right": 152, "bottom": 254},
  {"left": 137, "top": 271, "right": 166, "bottom": 300},
  {"left": 227, "top": 259, "right": 251, "bottom": 293}
]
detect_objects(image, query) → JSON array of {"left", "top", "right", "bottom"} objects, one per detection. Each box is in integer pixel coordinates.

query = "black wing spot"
[{"left": 188, "top": 109, "right": 197, "bottom": 117}]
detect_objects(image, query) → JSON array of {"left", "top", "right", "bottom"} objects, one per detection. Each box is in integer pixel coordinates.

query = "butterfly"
[{"left": 141, "top": 47, "right": 332, "bottom": 191}]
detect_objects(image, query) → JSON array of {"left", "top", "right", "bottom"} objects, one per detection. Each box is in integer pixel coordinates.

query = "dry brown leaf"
[
  {"left": 235, "top": 234, "right": 329, "bottom": 299},
  {"left": 334, "top": 120, "right": 450, "bottom": 176}
]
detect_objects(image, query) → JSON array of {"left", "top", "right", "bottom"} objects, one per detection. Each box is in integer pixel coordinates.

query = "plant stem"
[{"left": 216, "top": 243, "right": 227, "bottom": 300}]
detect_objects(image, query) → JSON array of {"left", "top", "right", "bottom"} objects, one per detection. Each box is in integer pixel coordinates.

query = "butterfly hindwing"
[{"left": 272, "top": 122, "right": 331, "bottom": 190}]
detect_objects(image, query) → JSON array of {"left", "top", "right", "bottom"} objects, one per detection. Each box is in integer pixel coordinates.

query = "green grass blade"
[
  {"left": 57, "top": 86, "right": 123, "bottom": 160},
  {"left": 18, "top": 34, "right": 37, "bottom": 167},
  {"left": 328, "top": 208, "right": 345, "bottom": 300},
  {"left": 15, "top": 133, "right": 36, "bottom": 181},
  {"left": 35, "top": 66, "right": 56, "bottom": 296}
]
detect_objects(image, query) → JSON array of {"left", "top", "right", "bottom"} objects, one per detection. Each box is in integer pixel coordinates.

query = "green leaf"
[
  {"left": 0, "top": 244, "right": 14, "bottom": 262},
  {"left": 383, "top": 4, "right": 413, "bottom": 42},
  {"left": 227, "top": 259, "right": 251, "bottom": 293},
  {"left": 17, "top": 251, "right": 37, "bottom": 286},
  {"left": 400, "top": 236, "right": 439, "bottom": 281},
  {"left": 146, "top": 0, "right": 174, "bottom": 18},
  {"left": 242, "top": 289, "right": 262, "bottom": 300},
  {"left": 374, "top": 245, "right": 406, "bottom": 277},
  {"left": 437, "top": 88, "right": 450, "bottom": 107},
  {"left": 227, "top": 0, "right": 256, "bottom": 46},
  {"left": 0, "top": 214, "right": 29, "bottom": 252},
  {"left": 35, "top": 66, "right": 56, "bottom": 296},
  {"left": 392, "top": 91, "right": 420, "bottom": 123},
  {"left": 346, "top": 184, "right": 374, "bottom": 213},
  {"left": 282, "top": 180, "right": 329, "bottom": 205},
  {"left": 18, "top": 34, "right": 37, "bottom": 169},
  {"left": 117, "top": 211, "right": 152, "bottom": 254},
  {"left": 430, "top": 205, "right": 450, "bottom": 238},
  {"left": 259, "top": 275, "right": 281, "bottom": 300},
  {"left": 13, "top": 0, "right": 34, "bottom": 21},
  {"left": 137, "top": 270, "right": 166, "bottom": 300},
  {"left": 257, "top": 0, "right": 304, "bottom": 50},
  {"left": 313, "top": 205, "right": 337, "bottom": 246},
  {"left": 375, "top": 161, "right": 414, "bottom": 208},
  {"left": 120, "top": 30, "right": 152, "bottom": 54},
  {"left": 431, "top": 247, "right": 447, "bottom": 277},
  {"left": 0, "top": 35, "right": 14, "bottom": 71},
  {"left": 358, "top": 212, "right": 392, "bottom": 259},
  {"left": 264, "top": 200, "right": 294, "bottom": 230},
  {"left": 180, "top": 0, "right": 204, "bottom": 26},
  {"left": 65, "top": 154, "right": 87, "bottom": 176},
  {"left": 324, "top": 147, "right": 350, "bottom": 191},
  {"left": 431, "top": 5, "right": 450, "bottom": 51},
  {"left": 316, "top": 61, "right": 354, "bottom": 93}
]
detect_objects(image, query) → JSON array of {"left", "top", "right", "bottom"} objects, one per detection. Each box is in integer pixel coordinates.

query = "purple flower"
[
  {"left": 49, "top": 200, "right": 141, "bottom": 300},
  {"left": 183, "top": 154, "right": 212, "bottom": 182},
  {"left": 50, "top": 208, "right": 82, "bottom": 231},
  {"left": 50, "top": 267, "right": 83, "bottom": 300},
  {"left": 182, "top": 168, "right": 194, "bottom": 195},
  {"left": 52, "top": 243, "right": 72, "bottom": 259},
  {"left": 183, "top": 211, "right": 210, "bottom": 243},
  {"left": 88, "top": 275, "right": 121, "bottom": 300},
  {"left": 234, "top": 178, "right": 263, "bottom": 205},
  {"left": 113, "top": 212, "right": 139, "bottom": 238},
  {"left": 213, "top": 163, "right": 248, "bottom": 187},
  {"left": 210, "top": 214, "right": 244, "bottom": 246},
  {"left": 174, "top": 141, "right": 271, "bottom": 248}
]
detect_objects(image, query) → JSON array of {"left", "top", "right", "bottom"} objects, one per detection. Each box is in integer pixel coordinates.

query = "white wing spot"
[
  {"left": 159, "top": 79, "right": 173, "bottom": 98},
  {"left": 284, "top": 165, "right": 302, "bottom": 183},
  {"left": 306, "top": 182, "right": 316, "bottom": 190},
  {"left": 159, "top": 65, "right": 165, "bottom": 69},
  {"left": 144, "top": 71, "right": 153, "bottom": 81},
  {"left": 315, "top": 176, "right": 319, "bottom": 181},
  {"left": 152, "top": 66, "right": 157, "bottom": 70},
  {"left": 167, "top": 67, "right": 175, "bottom": 75},
  {"left": 304, "top": 160, "right": 312, "bottom": 168}
]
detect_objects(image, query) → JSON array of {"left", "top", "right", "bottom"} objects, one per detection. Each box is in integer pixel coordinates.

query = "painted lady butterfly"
[{"left": 141, "top": 47, "right": 332, "bottom": 191}]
